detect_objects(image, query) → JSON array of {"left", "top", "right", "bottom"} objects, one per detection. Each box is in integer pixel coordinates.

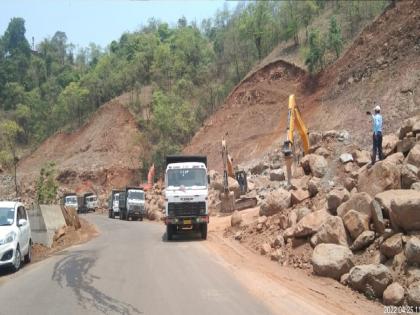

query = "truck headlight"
[{"left": 0, "top": 232, "right": 16, "bottom": 245}]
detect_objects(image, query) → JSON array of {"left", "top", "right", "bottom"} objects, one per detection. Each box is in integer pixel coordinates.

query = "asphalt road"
[{"left": 0, "top": 214, "right": 271, "bottom": 315}]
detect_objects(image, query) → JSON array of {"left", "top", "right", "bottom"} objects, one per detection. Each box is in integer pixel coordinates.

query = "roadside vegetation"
[{"left": 0, "top": 0, "right": 389, "bottom": 176}]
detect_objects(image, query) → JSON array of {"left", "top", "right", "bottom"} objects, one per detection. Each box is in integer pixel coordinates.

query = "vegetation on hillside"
[{"left": 0, "top": 0, "right": 389, "bottom": 176}]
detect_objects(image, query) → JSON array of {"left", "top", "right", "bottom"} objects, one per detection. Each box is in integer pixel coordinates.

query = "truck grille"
[{"left": 168, "top": 202, "right": 205, "bottom": 217}]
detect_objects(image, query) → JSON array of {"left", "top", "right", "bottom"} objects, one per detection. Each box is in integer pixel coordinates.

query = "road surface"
[{"left": 0, "top": 214, "right": 271, "bottom": 315}]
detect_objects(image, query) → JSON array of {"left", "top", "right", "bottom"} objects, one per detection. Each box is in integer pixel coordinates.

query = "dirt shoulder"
[
  {"left": 31, "top": 217, "right": 99, "bottom": 263},
  {"left": 205, "top": 211, "right": 383, "bottom": 315}
]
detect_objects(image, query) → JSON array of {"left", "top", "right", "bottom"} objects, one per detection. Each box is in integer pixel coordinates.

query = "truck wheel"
[
  {"left": 119, "top": 212, "right": 123, "bottom": 220},
  {"left": 167, "top": 225, "right": 174, "bottom": 241},
  {"left": 201, "top": 223, "right": 208, "bottom": 240},
  {"left": 108, "top": 210, "right": 112, "bottom": 218},
  {"left": 140, "top": 216, "right": 143, "bottom": 221}
]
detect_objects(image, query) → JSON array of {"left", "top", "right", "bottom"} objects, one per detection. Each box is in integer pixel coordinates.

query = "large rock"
[
  {"left": 370, "top": 200, "right": 386, "bottom": 234},
  {"left": 401, "top": 164, "right": 419, "bottom": 189},
  {"left": 307, "top": 177, "right": 320, "bottom": 197},
  {"left": 250, "top": 162, "right": 269, "bottom": 175},
  {"left": 382, "top": 134, "right": 399, "bottom": 157},
  {"left": 337, "top": 192, "right": 373, "bottom": 219},
  {"left": 231, "top": 210, "right": 242, "bottom": 227},
  {"left": 259, "top": 189, "right": 291, "bottom": 216},
  {"left": 407, "top": 144, "right": 420, "bottom": 168},
  {"left": 291, "top": 189, "right": 310, "bottom": 205},
  {"left": 348, "top": 264, "right": 393, "bottom": 298},
  {"left": 405, "top": 237, "right": 420, "bottom": 264},
  {"left": 353, "top": 150, "right": 371, "bottom": 167},
  {"left": 311, "top": 244, "right": 354, "bottom": 280},
  {"left": 340, "top": 153, "right": 353, "bottom": 164},
  {"left": 296, "top": 207, "right": 311, "bottom": 222},
  {"left": 397, "top": 137, "right": 416, "bottom": 155},
  {"left": 408, "top": 281, "right": 420, "bottom": 307},
  {"left": 300, "top": 154, "right": 328, "bottom": 178},
  {"left": 357, "top": 158, "right": 402, "bottom": 197},
  {"left": 269, "top": 169, "right": 285, "bottom": 181},
  {"left": 350, "top": 231, "right": 375, "bottom": 251},
  {"left": 380, "top": 233, "right": 403, "bottom": 258},
  {"left": 312, "top": 216, "right": 348, "bottom": 247},
  {"left": 343, "top": 210, "right": 369, "bottom": 240},
  {"left": 412, "top": 182, "right": 420, "bottom": 191},
  {"left": 292, "top": 209, "right": 331, "bottom": 237},
  {"left": 383, "top": 282, "right": 405, "bottom": 306},
  {"left": 399, "top": 117, "right": 417, "bottom": 139},
  {"left": 327, "top": 188, "right": 350, "bottom": 213},
  {"left": 375, "top": 190, "right": 420, "bottom": 231}
]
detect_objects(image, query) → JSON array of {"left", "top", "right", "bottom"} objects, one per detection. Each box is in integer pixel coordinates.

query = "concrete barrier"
[{"left": 27, "top": 204, "right": 66, "bottom": 247}]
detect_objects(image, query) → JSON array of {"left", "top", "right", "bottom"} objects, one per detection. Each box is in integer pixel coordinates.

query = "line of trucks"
[{"left": 63, "top": 192, "right": 98, "bottom": 213}]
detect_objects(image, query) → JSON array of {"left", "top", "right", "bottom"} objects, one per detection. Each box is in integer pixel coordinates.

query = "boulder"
[
  {"left": 311, "top": 244, "right": 354, "bottom": 280},
  {"left": 259, "top": 189, "right": 291, "bottom": 216},
  {"left": 382, "top": 134, "right": 399, "bottom": 157},
  {"left": 274, "top": 234, "right": 285, "bottom": 247},
  {"left": 344, "top": 177, "right": 356, "bottom": 192},
  {"left": 340, "top": 153, "right": 353, "bottom": 164},
  {"left": 343, "top": 210, "right": 370, "bottom": 239},
  {"left": 383, "top": 282, "right": 405, "bottom": 306},
  {"left": 350, "top": 231, "right": 375, "bottom": 251},
  {"left": 260, "top": 243, "right": 271, "bottom": 255},
  {"left": 353, "top": 150, "right": 371, "bottom": 167},
  {"left": 357, "top": 158, "right": 402, "bottom": 197},
  {"left": 392, "top": 251, "right": 407, "bottom": 274},
  {"left": 279, "top": 214, "right": 288, "bottom": 229},
  {"left": 287, "top": 210, "right": 297, "bottom": 228},
  {"left": 250, "top": 162, "right": 269, "bottom": 175},
  {"left": 327, "top": 188, "right": 350, "bottom": 213},
  {"left": 399, "top": 117, "right": 417, "bottom": 139},
  {"left": 315, "top": 147, "right": 330, "bottom": 158},
  {"left": 375, "top": 190, "right": 420, "bottom": 231},
  {"left": 408, "top": 281, "right": 420, "bottom": 307},
  {"left": 231, "top": 210, "right": 242, "bottom": 227},
  {"left": 269, "top": 169, "right": 285, "bottom": 181},
  {"left": 296, "top": 207, "right": 311, "bottom": 222},
  {"left": 348, "top": 264, "right": 393, "bottom": 298},
  {"left": 407, "top": 144, "right": 420, "bottom": 168},
  {"left": 380, "top": 233, "right": 403, "bottom": 258},
  {"left": 300, "top": 154, "right": 328, "bottom": 178},
  {"left": 307, "top": 177, "right": 320, "bottom": 197},
  {"left": 405, "top": 237, "right": 420, "bottom": 264},
  {"left": 312, "top": 216, "right": 348, "bottom": 247},
  {"left": 397, "top": 137, "right": 416, "bottom": 155},
  {"left": 292, "top": 209, "right": 331, "bottom": 237},
  {"left": 370, "top": 200, "right": 386, "bottom": 234},
  {"left": 291, "top": 189, "right": 310, "bottom": 205},
  {"left": 401, "top": 164, "right": 419, "bottom": 189},
  {"left": 337, "top": 192, "right": 373, "bottom": 219},
  {"left": 407, "top": 267, "right": 420, "bottom": 285},
  {"left": 412, "top": 182, "right": 420, "bottom": 191},
  {"left": 386, "top": 152, "right": 405, "bottom": 165}
]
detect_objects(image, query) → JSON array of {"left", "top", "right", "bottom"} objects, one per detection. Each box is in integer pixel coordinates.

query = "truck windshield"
[
  {"left": 0, "top": 207, "right": 14, "bottom": 226},
  {"left": 128, "top": 191, "right": 144, "bottom": 200},
  {"left": 65, "top": 196, "right": 77, "bottom": 204},
  {"left": 167, "top": 168, "right": 207, "bottom": 187}
]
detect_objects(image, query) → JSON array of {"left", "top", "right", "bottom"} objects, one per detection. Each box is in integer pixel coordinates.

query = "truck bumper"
[{"left": 165, "top": 216, "right": 209, "bottom": 225}]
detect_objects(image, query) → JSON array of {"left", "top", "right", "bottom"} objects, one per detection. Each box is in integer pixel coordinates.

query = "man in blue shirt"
[{"left": 371, "top": 105, "right": 384, "bottom": 165}]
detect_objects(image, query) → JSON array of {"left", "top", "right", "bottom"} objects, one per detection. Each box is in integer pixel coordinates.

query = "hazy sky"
[{"left": 0, "top": 0, "right": 236, "bottom": 49}]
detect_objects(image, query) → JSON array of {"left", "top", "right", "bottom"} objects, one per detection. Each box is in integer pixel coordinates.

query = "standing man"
[{"left": 370, "top": 105, "right": 384, "bottom": 165}]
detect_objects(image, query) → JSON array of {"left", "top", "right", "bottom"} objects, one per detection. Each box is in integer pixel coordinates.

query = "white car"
[{"left": 0, "top": 201, "right": 32, "bottom": 272}]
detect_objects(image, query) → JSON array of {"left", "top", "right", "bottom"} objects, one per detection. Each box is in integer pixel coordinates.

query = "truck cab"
[
  {"left": 108, "top": 190, "right": 122, "bottom": 219},
  {"left": 63, "top": 194, "right": 78, "bottom": 209},
  {"left": 164, "top": 155, "right": 209, "bottom": 240},
  {"left": 118, "top": 187, "right": 145, "bottom": 221},
  {"left": 84, "top": 193, "right": 98, "bottom": 212}
]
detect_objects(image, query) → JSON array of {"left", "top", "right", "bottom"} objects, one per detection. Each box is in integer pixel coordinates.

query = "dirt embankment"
[
  {"left": 185, "top": 0, "right": 419, "bottom": 171},
  {"left": 17, "top": 100, "right": 144, "bottom": 200}
]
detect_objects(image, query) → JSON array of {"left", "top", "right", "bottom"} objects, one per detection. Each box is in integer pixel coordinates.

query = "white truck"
[
  {"left": 118, "top": 187, "right": 146, "bottom": 221},
  {"left": 164, "top": 155, "right": 209, "bottom": 240},
  {"left": 108, "top": 190, "right": 122, "bottom": 219}
]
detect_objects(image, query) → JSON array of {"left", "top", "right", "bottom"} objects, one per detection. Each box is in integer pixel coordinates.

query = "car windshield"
[
  {"left": 65, "top": 196, "right": 77, "bottom": 204},
  {"left": 167, "top": 168, "right": 207, "bottom": 187},
  {"left": 128, "top": 191, "right": 144, "bottom": 200},
  {"left": 0, "top": 207, "right": 15, "bottom": 226}
]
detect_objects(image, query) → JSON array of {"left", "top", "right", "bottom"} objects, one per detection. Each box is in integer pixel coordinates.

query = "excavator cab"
[{"left": 235, "top": 170, "right": 248, "bottom": 195}]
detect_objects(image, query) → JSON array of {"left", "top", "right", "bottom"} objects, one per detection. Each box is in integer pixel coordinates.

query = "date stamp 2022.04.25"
[{"left": 384, "top": 305, "right": 420, "bottom": 313}]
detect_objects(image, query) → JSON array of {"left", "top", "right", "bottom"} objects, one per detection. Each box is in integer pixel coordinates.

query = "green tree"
[
  {"left": 35, "top": 162, "right": 58, "bottom": 204},
  {"left": 298, "top": 0, "right": 319, "bottom": 43},
  {"left": 54, "top": 82, "right": 89, "bottom": 128},
  {"left": 327, "top": 16, "right": 343, "bottom": 59},
  {"left": 305, "top": 29, "right": 326, "bottom": 74},
  {"left": 0, "top": 120, "right": 23, "bottom": 196}
]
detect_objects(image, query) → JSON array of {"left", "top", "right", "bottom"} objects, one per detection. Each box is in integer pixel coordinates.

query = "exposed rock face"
[
  {"left": 405, "top": 237, "right": 420, "bottom": 264},
  {"left": 357, "top": 157, "right": 402, "bottom": 197},
  {"left": 383, "top": 282, "right": 405, "bottom": 306},
  {"left": 311, "top": 244, "right": 354, "bottom": 280},
  {"left": 343, "top": 210, "right": 370, "bottom": 240},
  {"left": 312, "top": 216, "right": 348, "bottom": 247},
  {"left": 327, "top": 188, "right": 350, "bottom": 213},
  {"left": 259, "top": 189, "right": 291, "bottom": 216},
  {"left": 337, "top": 192, "right": 373, "bottom": 219},
  {"left": 350, "top": 231, "right": 375, "bottom": 251},
  {"left": 291, "top": 209, "right": 331, "bottom": 238},
  {"left": 300, "top": 154, "right": 328, "bottom": 178},
  {"left": 375, "top": 190, "right": 420, "bottom": 231},
  {"left": 407, "top": 281, "right": 420, "bottom": 307},
  {"left": 348, "top": 264, "right": 393, "bottom": 298},
  {"left": 380, "top": 233, "right": 403, "bottom": 258}
]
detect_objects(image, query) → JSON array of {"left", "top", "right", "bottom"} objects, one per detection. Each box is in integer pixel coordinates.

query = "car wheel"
[
  {"left": 12, "top": 246, "right": 21, "bottom": 272},
  {"left": 24, "top": 240, "right": 32, "bottom": 263}
]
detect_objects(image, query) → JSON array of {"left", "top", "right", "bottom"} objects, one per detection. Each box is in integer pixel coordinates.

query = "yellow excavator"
[{"left": 282, "top": 94, "right": 310, "bottom": 185}]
